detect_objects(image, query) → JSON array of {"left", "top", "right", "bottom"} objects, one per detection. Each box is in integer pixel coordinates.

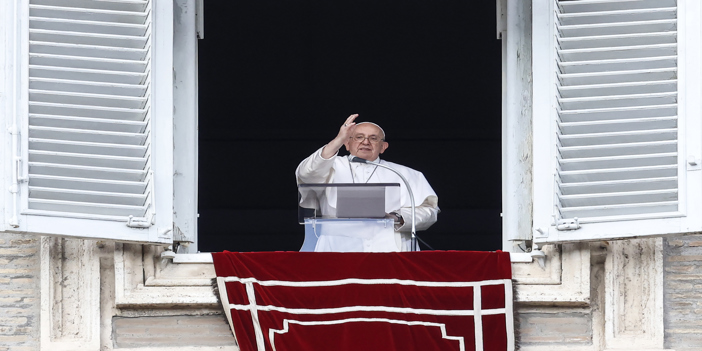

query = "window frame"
[
  {"left": 500, "top": 0, "right": 535, "bottom": 256},
  {"left": 172, "top": 0, "right": 199, "bottom": 252}
]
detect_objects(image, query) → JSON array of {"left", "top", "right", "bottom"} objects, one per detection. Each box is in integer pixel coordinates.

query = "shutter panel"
[
  {"left": 6, "top": 0, "right": 174, "bottom": 243},
  {"left": 555, "top": 0, "right": 679, "bottom": 221},
  {"left": 28, "top": 0, "right": 151, "bottom": 218},
  {"left": 532, "top": 0, "right": 702, "bottom": 243}
]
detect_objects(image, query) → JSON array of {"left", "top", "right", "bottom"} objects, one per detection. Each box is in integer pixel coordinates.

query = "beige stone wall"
[
  {"left": 0, "top": 234, "right": 40, "bottom": 351},
  {"left": 9, "top": 234, "right": 702, "bottom": 350},
  {"left": 664, "top": 234, "right": 702, "bottom": 350},
  {"left": 517, "top": 311, "right": 593, "bottom": 346},
  {"left": 515, "top": 243, "right": 604, "bottom": 350},
  {"left": 112, "top": 315, "right": 235, "bottom": 348}
]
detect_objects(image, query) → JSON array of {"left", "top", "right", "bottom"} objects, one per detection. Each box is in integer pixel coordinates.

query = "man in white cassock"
[{"left": 296, "top": 114, "right": 439, "bottom": 252}]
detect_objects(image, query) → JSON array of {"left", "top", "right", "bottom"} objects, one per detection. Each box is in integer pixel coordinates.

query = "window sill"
[
  {"left": 173, "top": 252, "right": 533, "bottom": 264},
  {"left": 173, "top": 252, "right": 213, "bottom": 264},
  {"left": 509, "top": 252, "right": 533, "bottom": 263},
  {"left": 114, "top": 244, "right": 218, "bottom": 308}
]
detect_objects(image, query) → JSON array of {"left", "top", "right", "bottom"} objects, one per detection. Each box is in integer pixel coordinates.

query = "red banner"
[{"left": 212, "top": 251, "right": 513, "bottom": 351}]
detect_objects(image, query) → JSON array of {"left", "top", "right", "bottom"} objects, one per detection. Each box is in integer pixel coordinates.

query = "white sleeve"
[
  {"left": 397, "top": 195, "right": 439, "bottom": 231},
  {"left": 295, "top": 146, "right": 338, "bottom": 184}
]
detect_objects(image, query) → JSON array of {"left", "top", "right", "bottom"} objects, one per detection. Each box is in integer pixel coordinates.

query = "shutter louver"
[
  {"left": 27, "top": 0, "right": 153, "bottom": 219},
  {"left": 554, "top": 0, "right": 679, "bottom": 222}
]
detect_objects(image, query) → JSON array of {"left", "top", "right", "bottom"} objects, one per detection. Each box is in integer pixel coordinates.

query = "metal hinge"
[
  {"left": 8, "top": 124, "right": 26, "bottom": 228},
  {"left": 556, "top": 217, "right": 581, "bottom": 231},
  {"left": 127, "top": 213, "right": 154, "bottom": 228}
]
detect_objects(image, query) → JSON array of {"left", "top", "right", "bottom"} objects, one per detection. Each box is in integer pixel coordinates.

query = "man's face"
[{"left": 344, "top": 123, "right": 389, "bottom": 161}]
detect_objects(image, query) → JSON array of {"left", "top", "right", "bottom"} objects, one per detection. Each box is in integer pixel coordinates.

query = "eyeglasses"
[{"left": 351, "top": 134, "right": 384, "bottom": 144}]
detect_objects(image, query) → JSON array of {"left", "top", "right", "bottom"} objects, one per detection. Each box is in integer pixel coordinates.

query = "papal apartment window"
[{"left": 194, "top": 0, "right": 503, "bottom": 253}]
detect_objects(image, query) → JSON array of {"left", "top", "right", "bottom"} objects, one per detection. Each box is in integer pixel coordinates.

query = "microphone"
[
  {"left": 349, "top": 155, "right": 419, "bottom": 251},
  {"left": 349, "top": 156, "right": 368, "bottom": 164}
]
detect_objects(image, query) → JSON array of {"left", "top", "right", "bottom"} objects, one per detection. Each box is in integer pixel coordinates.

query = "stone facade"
[
  {"left": 516, "top": 242, "right": 605, "bottom": 350},
  {"left": 112, "top": 315, "right": 234, "bottom": 348},
  {"left": 664, "top": 234, "right": 702, "bottom": 351},
  {"left": 0, "top": 234, "right": 40, "bottom": 351},
  {"left": 518, "top": 312, "right": 594, "bottom": 346},
  {"left": 1, "top": 234, "right": 702, "bottom": 350}
]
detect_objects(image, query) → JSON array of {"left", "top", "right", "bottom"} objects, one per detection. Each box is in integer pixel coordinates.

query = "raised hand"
[
  {"left": 322, "top": 114, "right": 358, "bottom": 158},
  {"left": 335, "top": 114, "right": 358, "bottom": 142}
]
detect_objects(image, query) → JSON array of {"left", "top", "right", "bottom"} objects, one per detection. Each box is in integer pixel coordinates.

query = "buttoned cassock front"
[{"left": 296, "top": 146, "right": 439, "bottom": 252}]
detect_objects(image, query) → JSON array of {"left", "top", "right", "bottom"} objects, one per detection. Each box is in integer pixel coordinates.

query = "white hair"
[{"left": 355, "top": 122, "right": 386, "bottom": 140}]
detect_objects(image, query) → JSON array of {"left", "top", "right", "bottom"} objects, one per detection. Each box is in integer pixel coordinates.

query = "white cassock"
[{"left": 296, "top": 146, "right": 439, "bottom": 252}]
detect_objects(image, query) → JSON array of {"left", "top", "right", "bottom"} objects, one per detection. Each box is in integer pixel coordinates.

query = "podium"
[{"left": 298, "top": 183, "right": 401, "bottom": 252}]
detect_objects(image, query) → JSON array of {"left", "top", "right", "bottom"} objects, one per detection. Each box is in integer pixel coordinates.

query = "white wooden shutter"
[
  {"left": 5, "top": 0, "right": 174, "bottom": 243},
  {"left": 532, "top": 0, "right": 702, "bottom": 243}
]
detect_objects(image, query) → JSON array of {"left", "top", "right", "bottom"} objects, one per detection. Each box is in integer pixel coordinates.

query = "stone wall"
[
  {"left": 517, "top": 311, "right": 594, "bottom": 347},
  {"left": 0, "top": 234, "right": 40, "bottom": 351},
  {"left": 664, "top": 234, "right": 702, "bottom": 350},
  {"left": 6, "top": 233, "right": 702, "bottom": 350},
  {"left": 516, "top": 235, "right": 702, "bottom": 351},
  {"left": 515, "top": 244, "right": 604, "bottom": 350},
  {"left": 112, "top": 315, "right": 235, "bottom": 348}
]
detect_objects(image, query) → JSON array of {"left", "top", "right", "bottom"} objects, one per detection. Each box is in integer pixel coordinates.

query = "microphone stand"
[{"left": 349, "top": 156, "right": 418, "bottom": 251}]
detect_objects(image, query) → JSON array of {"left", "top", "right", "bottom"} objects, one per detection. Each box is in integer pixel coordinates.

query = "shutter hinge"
[
  {"left": 8, "top": 124, "right": 25, "bottom": 228},
  {"left": 556, "top": 217, "right": 581, "bottom": 231},
  {"left": 127, "top": 213, "right": 155, "bottom": 228}
]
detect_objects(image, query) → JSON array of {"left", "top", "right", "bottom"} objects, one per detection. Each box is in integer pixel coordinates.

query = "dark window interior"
[{"left": 197, "top": 0, "right": 502, "bottom": 252}]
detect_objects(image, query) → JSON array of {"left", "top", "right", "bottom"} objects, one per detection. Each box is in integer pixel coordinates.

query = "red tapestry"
[{"left": 212, "top": 251, "right": 513, "bottom": 351}]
